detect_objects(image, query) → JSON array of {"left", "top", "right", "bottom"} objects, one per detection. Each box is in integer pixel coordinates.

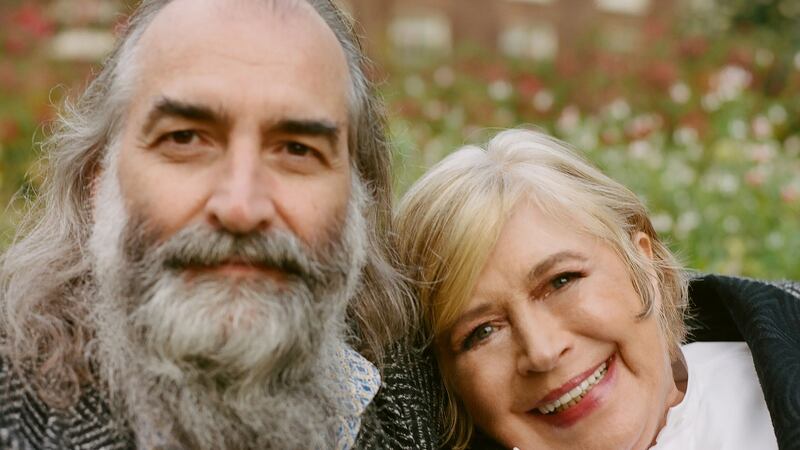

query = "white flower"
[
  {"left": 669, "top": 82, "right": 691, "bottom": 104},
  {"left": 557, "top": 106, "right": 581, "bottom": 133},
  {"left": 768, "top": 104, "right": 787, "bottom": 125},
  {"left": 606, "top": 98, "right": 631, "bottom": 121},
  {"left": 488, "top": 80, "right": 513, "bottom": 101},
  {"left": 728, "top": 119, "right": 748, "bottom": 140},
  {"left": 674, "top": 126, "right": 698, "bottom": 146},
  {"left": 404, "top": 75, "right": 426, "bottom": 98},
  {"left": 752, "top": 116, "right": 773, "bottom": 139},
  {"left": 651, "top": 213, "right": 674, "bottom": 234},
  {"left": 533, "top": 90, "right": 554, "bottom": 112}
]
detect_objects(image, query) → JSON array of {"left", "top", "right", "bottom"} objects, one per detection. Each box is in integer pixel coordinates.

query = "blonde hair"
[{"left": 395, "top": 129, "right": 688, "bottom": 449}]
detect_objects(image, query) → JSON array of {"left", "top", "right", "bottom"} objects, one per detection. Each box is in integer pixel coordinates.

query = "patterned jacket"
[{"left": 1, "top": 275, "right": 798, "bottom": 449}]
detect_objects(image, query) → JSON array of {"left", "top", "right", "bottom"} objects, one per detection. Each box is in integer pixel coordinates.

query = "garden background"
[{"left": 1, "top": 0, "right": 798, "bottom": 279}]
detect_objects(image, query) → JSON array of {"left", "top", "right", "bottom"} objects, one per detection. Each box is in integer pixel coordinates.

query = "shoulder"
[
  {"left": 688, "top": 274, "right": 800, "bottom": 450},
  {"left": 0, "top": 355, "right": 133, "bottom": 450},
  {"left": 354, "top": 343, "right": 444, "bottom": 449}
]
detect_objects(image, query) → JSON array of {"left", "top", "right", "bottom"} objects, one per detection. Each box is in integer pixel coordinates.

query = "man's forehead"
[{"left": 137, "top": 0, "right": 344, "bottom": 65}]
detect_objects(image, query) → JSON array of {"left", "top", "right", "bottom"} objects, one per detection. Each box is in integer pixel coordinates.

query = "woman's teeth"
[{"left": 537, "top": 361, "right": 608, "bottom": 415}]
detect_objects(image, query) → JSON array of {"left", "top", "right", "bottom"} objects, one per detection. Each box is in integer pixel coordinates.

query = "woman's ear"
[{"left": 633, "top": 231, "right": 654, "bottom": 261}]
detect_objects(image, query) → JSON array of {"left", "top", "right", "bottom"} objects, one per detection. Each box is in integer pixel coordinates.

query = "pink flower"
[
  {"left": 744, "top": 169, "right": 765, "bottom": 187},
  {"left": 781, "top": 186, "right": 798, "bottom": 203}
]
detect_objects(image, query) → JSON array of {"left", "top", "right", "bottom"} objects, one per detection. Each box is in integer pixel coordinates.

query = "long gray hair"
[{"left": 0, "top": 0, "right": 412, "bottom": 409}]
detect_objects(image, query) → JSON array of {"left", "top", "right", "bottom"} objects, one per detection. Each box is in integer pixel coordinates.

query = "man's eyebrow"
[
  {"left": 142, "top": 97, "right": 231, "bottom": 135},
  {"left": 527, "top": 251, "right": 587, "bottom": 284},
  {"left": 266, "top": 119, "right": 342, "bottom": 153}
]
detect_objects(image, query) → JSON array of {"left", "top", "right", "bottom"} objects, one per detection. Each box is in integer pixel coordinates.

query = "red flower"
[
  {"left": 11, "top": 3, "right": 54, "bottom": 39},
  {"left": 0, "top": 119, "right": 21, "bottom": 144},
  {"left": 643, "top": 61, "right": 678, "bottom": 90},
  {"left": 4, "top": 34, "right": 30, "bottom": 56},
  {"left": 679, "top": 36, "right": 708, "bottom": 58},
  {"left": 515, "top": 74, "right": 542, "bottom": 98}
]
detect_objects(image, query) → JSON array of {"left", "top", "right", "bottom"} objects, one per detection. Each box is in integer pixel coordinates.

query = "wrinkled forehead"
[{"left": 131, "top": 0, "right": 350, "bottom": 88}]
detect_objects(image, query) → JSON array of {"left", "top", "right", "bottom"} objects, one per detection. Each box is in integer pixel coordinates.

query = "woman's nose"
[{"left": 515, "top": 309, "right": 571, "bottom": 375}]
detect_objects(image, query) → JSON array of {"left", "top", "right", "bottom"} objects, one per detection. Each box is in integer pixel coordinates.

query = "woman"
[{"left": 394, "top": 129, "right": 796, "bottom": 449}]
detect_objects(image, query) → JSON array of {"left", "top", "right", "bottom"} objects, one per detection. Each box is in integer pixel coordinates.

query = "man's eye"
[
  {"left": 286, "top": 142, "right": 315, "bottom": 157},
  {"left": 463, "top": 323, "right": 495, "bottom": 350},
  {"left": 166, "top": 130, "right": 198, "bottom": 145}
]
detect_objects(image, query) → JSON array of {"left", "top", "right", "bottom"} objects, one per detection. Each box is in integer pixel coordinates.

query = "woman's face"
[{"left": 437, "top": 202, "right": 682, "bottom": 450}]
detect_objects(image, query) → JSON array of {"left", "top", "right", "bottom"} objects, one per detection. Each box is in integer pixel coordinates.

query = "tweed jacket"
[{"left": 1, "top": 275, "right": 798, "bottom": 449}]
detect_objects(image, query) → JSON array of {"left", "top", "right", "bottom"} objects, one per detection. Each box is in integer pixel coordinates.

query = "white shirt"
[{"left": 652, "top": 341, "right": 777, "bottom": 450}]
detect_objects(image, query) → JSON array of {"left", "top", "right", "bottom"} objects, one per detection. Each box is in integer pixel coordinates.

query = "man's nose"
[
  {"left": 515, "top": 308, "right": 571, "bottom": 375},
  {"left": 205, "top": 144, "right": 276, "bottom": 234}
]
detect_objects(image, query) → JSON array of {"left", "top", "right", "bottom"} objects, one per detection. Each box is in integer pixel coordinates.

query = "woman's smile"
[{"left": 529, "top": 353, "right": 616, "bottom": 428}]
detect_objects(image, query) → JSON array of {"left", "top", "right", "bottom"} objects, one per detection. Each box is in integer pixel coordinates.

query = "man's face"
[
  {"left": 116, "top": 0, "right": 353, "bottom": 276},
  {"left": 86, "top": 2, "right": 367, "bottom": 446}
]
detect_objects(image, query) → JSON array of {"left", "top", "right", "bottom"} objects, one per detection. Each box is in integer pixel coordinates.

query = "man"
[{"left": 0, "top": 0, "right": 439, "bottom": 448}]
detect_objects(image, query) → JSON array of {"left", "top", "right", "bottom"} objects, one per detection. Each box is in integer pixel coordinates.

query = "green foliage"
[
  {"left": 1, "top": 2, "right": 798, "bottom": 280},
  {"left": 385, "top": 22, "right": 800, "bottom": 280}
]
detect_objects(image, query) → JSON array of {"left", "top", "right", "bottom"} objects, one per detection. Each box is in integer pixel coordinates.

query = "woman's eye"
[
  {"left": 549, "top": 272, "right": 582, "bottom": 291},
  {"left": 463, "top": 323, "right": 495, "bottom": 350}
]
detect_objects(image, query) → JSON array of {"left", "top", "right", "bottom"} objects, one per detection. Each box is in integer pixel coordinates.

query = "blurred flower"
[
  {"left": 781, "top": 185, "right": 798, "bottom": 203},
  {"left": 0, "top": 62, "right": 18, "bottom": 92},
  {"left": 651, "top": 212, "right": 674, "bottom": 234},
  {"left": 626, "top": 113, "right": 661, "bottom": 140},
  {"left": 404, "top": 75, "right": 426, "bottom": 98},
  {"left": 669, "top": 82, "right": 691, "bottom": 104},
  {"left": 679, "top": 36, "right": 708, "bottom": 58},
  {"left": 515, "top": 74, "right": 542, "bottom": 98},
  {"left": 751, "top": 116, "right": 772, "bottom": 139},
  {"left": 728, "top": 119, "right": 748, "bottom": 140},
  {"left": 4, "top": 35, "right": 29, "bottom": 56},
  {"left": 533, "top": 90, "right": 554, "bottom": 112},
  {"left": 557, "top": 105, "right": 581, "bottom": 134},
  {"left": 605, "top": 98, "right": 631, "bottom": 121},
  {"left": 11, "top": 3, "right": 55, "bottom": 40},
  {"left": 701, "top": 93, "right": 720, "bottom": 111},
  {"left": 0, "top": 119, "right": 21, "bottom": 144},
  {"left": 749, "top": 143, "right": 775, "bottom": 164},
  {"left": 718, "top": 173, "right": 740, "bottom": 194},
  {"left": 785, "top": 136, "right": 800, "bottom": 157},
  {"left": 643, "top": 61, "right": 678, "bottom": 90},
  {"left": 433, "top": 66, "right": 455, "bottom": 88},
  {"left": 488, "top": 80, "right": 513, "bottom": 102},
  {"left": 629, "top": 139, "right": 653, "bottom": 160},
  {"left": 423, "top": 100, "right": 445, "bottom": 120},
  {"left": 755, "top": 48, "right": 774, "bottom": 67},
  {"left": 744, "top": 168, "right": 766, "bottom": 187},
  {"left": 711, "top": 65, "right": 752, "bottom": 102},
  {"left": 675, "top": 210, "right": 701, "bottom": 238},
  {"left": 674, "top": 126, "right": 699, "bottom": 146},
  {"left": 767, "top": 104, "right": 787, "bottom": 125},
  {"left": 766, "top": 232, "right": 784, "bottom": 250},
  {"left": 722, "top": 216, "right": 741, "bottom": 233}
]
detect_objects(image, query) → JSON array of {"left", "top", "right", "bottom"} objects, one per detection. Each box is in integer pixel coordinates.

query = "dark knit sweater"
[{"left": 1, "top": 275, "right": 798, "bottom": 449}]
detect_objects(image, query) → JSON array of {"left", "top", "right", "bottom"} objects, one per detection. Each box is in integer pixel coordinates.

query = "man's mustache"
[{"left": 146, "top": 224, "right": 326, "bottom": 284}]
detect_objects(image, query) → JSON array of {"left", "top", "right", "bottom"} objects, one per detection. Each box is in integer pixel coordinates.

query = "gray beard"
[{"left": 87, "top": 165, "right": 369, "bottom": 449}]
